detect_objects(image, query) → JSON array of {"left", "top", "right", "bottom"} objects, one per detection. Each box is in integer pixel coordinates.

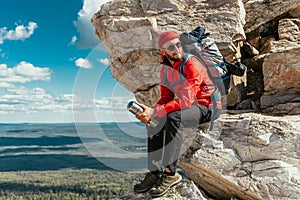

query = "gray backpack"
[{"left": 180, "top": 26, "right": 246, "bottom": 96}]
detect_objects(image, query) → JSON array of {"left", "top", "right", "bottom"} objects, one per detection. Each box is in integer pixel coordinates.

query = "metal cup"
[{"left": 127, "top": 101, "right": 158, "bottom": 127}]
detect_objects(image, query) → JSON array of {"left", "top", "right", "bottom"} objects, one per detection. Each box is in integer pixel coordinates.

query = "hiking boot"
[
  {"left": 134, "top": 172, "right": 160, "bottom": 193},
  {"left": 149, "top": 172, "right": 182, "bottom": 197}
]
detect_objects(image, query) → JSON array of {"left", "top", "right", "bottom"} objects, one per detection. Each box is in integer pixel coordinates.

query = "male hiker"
[{"left": 134, "top": 31, "right": 222, "bottom": 197}]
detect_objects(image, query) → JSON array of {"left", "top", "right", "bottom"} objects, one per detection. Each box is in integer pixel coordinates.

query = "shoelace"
[{"left": 154, "top": 174, "right": 167, "bottom": 189}]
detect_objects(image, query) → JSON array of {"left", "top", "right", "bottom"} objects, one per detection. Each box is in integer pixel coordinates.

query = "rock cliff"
[
  {"left": 92, "top": 0, "right": 300, "bottom": 114},
  {"left": 91, "top": 0, "right": 300, "bottom": 199},
  {"left": 111, "top": 113, "right": 300, "bottom": 200}
]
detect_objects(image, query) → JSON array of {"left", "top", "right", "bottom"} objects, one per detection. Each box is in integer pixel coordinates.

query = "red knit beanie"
[{"left": 158, "top": 31, "right": 180, "bottom": 48}]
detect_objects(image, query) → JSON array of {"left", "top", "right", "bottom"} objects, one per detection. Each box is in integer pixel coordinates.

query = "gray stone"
[
  {"left": 263, "top": 47, "right": 300, "bottom": 92},
  {"left": 243, "top": 0, "right": 300, "bottom": 33},
  {"left": 260, "top": 88, "right": 300, "bottom": 114},
  {"left": 181, "top": 113, "right": 300, "bottom": 200},
  {"left": 278, "top": 18, "right": 300, "bottom": 44}
]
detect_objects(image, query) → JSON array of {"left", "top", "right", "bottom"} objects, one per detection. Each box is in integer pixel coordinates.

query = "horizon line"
[{"left": 0, "top": 121, "right": 140, "bottom": 125}]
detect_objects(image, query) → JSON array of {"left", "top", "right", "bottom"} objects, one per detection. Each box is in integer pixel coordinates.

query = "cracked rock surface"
[{"left": 180, "top": 113, "right": 300, "bottom": 200}]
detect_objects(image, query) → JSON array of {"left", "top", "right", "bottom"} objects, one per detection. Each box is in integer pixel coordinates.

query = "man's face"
[{"left": 161, "top": 38, "right": 183, "bottom": 62}]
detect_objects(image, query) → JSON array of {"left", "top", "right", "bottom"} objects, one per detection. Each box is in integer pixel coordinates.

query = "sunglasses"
[{"left": 163, "top": 42, "right": 182, "bottom": 51}]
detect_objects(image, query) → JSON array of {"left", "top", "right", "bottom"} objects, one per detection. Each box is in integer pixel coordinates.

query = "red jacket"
[{"left": 154, "top": 53, "right": 222, "bottom": 118}]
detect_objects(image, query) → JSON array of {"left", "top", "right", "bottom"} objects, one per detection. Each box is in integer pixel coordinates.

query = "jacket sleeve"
[{"left": 155, "top": 57, "right": 205, "bottom": 118}]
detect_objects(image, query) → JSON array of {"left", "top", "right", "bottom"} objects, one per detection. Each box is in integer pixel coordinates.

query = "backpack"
[{"left": 179, "top": 26, "right": 247, "bottom": 96}]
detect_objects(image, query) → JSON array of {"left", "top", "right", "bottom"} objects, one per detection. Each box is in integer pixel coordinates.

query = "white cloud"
[
  {"left": 0, "top": 22, "right": 38, "bottom": 44},
  {"left": 74, "top": 95, "right": 135, "bottom": 122},
  {"left": 69, "top": 35, "right": 77, "bottom": 45},
  {"left": 69, "top": 57, "right": 77, "bottom": 62},
  {"left": 0, "top": 87, "right": 54, "bottom": 113},
  {"left": 0, "top": 82, "right": 14, "bottom": 88},
  {"left": 0, "top": 48, "right": 8, "bottom": 58},
  {"left": 93, "top": 96, "right": 135, "bottom": 112},
  {"left": 0, "top": 62, "right": 51, "bottom": 83},
  {"left": 0, "top": 87, "right": 78, "bottom": 114},
  {"left": 75, "top": 58, "right": 93, "bottom": 69},
  {"left": 0, "top": 85, "right": 134, "bottom": 123},
  {"left": 98, "top": 58, "right": 110, "bottom": 65},
  {"left": 73, "top": 0, "right": 111, "bottom": 49},
  {"left": 1, "top": 52, "right": 8, "bottom": 58}
]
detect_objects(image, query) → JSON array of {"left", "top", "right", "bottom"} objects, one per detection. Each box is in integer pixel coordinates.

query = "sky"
[{"left": 0, "top": 0, "right": 136, "bottom": 123}]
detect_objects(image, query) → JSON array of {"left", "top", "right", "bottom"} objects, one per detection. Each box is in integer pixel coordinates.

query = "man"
[{"left": 134, "top": 31, "right": 221, "bottom": 197}]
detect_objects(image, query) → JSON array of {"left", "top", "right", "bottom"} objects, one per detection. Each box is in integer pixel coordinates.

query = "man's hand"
[{"left": 135, "top": 103, "right": 154, "bottom": 126}]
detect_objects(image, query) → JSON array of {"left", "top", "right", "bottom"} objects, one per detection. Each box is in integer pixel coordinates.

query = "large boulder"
[
  {"left": 179, "top": 113, "right": 300, "bottom": 200},
  {"left": 92, "top": 1, "right": 300, "bottom": 199},
  {"left": 243, "top": 0, "right": 300, "bottom": 33},
  {"left": 92, "top": 0, "right": 247, "bottom": 107},
  {"left": 260, "top": 18, "right": 300, "bottom": 115}
]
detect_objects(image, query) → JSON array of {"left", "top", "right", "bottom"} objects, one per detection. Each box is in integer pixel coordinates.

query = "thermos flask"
[{"left": 127, "top": 101, "right": 158, "bottom": 127}]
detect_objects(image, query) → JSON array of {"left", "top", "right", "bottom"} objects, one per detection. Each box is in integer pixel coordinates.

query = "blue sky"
[{"left": 0, "top": 0, "right": 135, "bottom": 123}]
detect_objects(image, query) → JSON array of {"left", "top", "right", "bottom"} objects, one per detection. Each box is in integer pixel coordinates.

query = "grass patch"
[{"left": 0, "top": 169, "right": 145, "bottom": 200}]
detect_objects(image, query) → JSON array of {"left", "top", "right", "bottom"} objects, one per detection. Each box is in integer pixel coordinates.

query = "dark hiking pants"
[{"left": 147, "top": 104, "right": 212, "bottom": 173}]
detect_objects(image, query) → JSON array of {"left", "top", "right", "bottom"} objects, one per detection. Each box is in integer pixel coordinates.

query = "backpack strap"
[
  {"left": 179, "top": 53, "right": 193, "bottom": 77},
  {"left": 181, "top": 53, "right": 220, "bottom": 131},
  {"left": 162, "top": 65, "right": 169, "bottom": 86},
  {"left": 181, "top": 53, "right": 216, "bottom": 88},
  {"left": 208, "top": 90, "right": 220, "bottom": 131},
  {"left": 214, "top": 62, "right": 225, "bottom": 67}
]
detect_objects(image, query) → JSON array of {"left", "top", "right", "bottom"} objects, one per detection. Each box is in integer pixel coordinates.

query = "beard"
[{"left": 165, "top": 51, "right": 182, "bottom": 62}]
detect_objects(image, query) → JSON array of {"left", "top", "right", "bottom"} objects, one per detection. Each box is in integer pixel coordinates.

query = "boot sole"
[
  {"left": 150, "top": 175, "right": 182, "bottom": 197},
  {"left": 134, "top": 173, "right": 161, "bottom": 194},
  {"left": 134, "top": 186, "right": 153, "bottom": 193}
]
